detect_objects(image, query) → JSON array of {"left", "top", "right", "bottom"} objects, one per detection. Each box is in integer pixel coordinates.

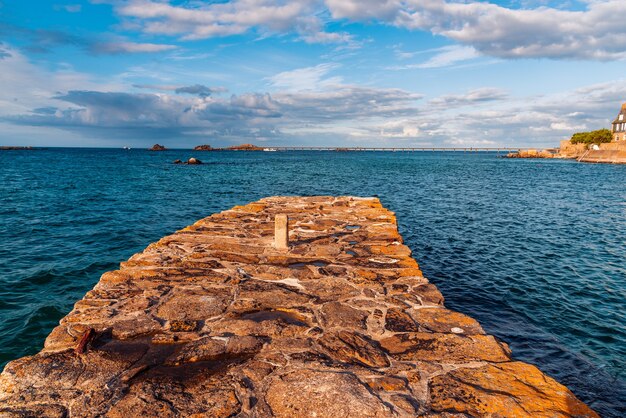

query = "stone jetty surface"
[{"left": 0, "top": 196, "right": 597, "bottom": 417}]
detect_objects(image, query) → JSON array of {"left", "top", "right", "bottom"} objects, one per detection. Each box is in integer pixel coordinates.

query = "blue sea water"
[{"left": 0, "top": 148, "right": 624, "bottom": 416}]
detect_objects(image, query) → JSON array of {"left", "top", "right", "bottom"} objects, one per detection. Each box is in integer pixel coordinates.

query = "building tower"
[{"left": 611, "top": 103, "right": 626, "bottom": 141}]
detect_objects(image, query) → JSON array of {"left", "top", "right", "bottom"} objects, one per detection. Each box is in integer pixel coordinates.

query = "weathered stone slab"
[
  {"left": 429, "top": 362, "right": 597, "bottom": 417},
  {"left": 379, "top": 333, "right": 511, "bottom": 363},
  {"left": 0, "top": 196, "right": 597, "bottom": 417}
]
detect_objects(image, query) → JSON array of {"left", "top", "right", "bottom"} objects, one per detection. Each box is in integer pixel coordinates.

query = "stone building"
[{"left": 611, "top": 102, "right": 626, "bottom": 141}]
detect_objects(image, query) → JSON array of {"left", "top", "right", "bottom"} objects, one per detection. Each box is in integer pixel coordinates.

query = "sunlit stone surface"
[{"left": 0, "top": 196, "right": 597, "bottom": 417}]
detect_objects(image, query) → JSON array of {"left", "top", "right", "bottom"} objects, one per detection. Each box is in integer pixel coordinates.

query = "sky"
[{"left": 1, "top": 0, "right": 626, "bottom": 148}]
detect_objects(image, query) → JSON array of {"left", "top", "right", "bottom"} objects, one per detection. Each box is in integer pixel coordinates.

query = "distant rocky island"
[
  {"left": 196, "top": 143, "right": 264, "bottom": 151},
  {"left": 1, "top": 146, "right": 35, "bottom": 150},
  {"left": 151, "top": 143, "right": 266, "bottom": 151},
  {"left": 225, "top": 143, "right": 264, "bottom": 151}
]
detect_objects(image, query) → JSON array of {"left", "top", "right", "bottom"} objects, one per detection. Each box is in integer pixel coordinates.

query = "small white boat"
[
  {"left": 263, "top": 148, "right": 277, "bottom": 152},
  {"left": 123, "top": 146, "right": 131, "bottom": 150}
]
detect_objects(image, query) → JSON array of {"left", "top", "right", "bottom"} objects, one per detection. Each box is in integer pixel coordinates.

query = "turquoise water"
[{"left": 0, "top": 148, "right": 624, "bottom": 416}]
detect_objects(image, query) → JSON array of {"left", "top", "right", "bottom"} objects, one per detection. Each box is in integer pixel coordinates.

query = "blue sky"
[{"left": 1, "top": 0, "right": 626, "bottom": 147}]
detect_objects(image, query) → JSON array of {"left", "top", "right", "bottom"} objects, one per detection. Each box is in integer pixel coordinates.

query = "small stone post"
[{"left": 274, "top": 214, "right": 289, "bottom": 250}]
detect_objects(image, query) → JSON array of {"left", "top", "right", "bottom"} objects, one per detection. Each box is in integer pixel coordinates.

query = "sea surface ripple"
[{"left": 0, "top": 148, "right": 624, "bottom": 416}]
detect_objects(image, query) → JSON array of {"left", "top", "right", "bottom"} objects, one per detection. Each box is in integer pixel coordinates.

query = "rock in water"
[
  {"left": 187, "top": 157, "right": 202, "bottom": 165},
  {"left": 149, "top": 144, "right": 167, "bottom": 151},
  {"left": 173, "top": 159, "right": 182, "bottom": 164},
  {"left": 193, "top": 144, "right": 213, "bottom": 151},
  {"left": 0, "top": 196, "right": 598, "bottom": 417}
]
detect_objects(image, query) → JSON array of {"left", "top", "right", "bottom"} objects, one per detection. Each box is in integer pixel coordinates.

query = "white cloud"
[
  {"left": 0, "top": 46, "right": 424, "bottom": 142},
  {"left": 6, "top": 74, "right": 626, "bottom": 147},
  {"left": 326, "top": 0, "right": 401, "bottom": 20},
  {"left": 376, "top": 119, "right": 421, "bottom": 138},
  {"left": 8, "top": 85, "right": 421, "bottom": 130},
  {"left": 132, "top": 83, "right": 228, "bottom": 97},
  {"left": 54, "top": 4, "right": 82, "bottom": 13},
  {"left": 3, "top": 74, "right": 424, "bottom": 144},
  {"left": 285, "top": 82, "right": 626, "bottom": 146},
  {"left": 417, "top": 46, "right": 480, "bottom": 68},
  {"left": 2, "top": 26, "right": 179, "bottom": 55},
  {"left": 429, "top": 81, "right": 626, "bottom": 145},
  {"left": 267, "top": 64, "right": 342, "bottom": 91},
  {"left": 3, "top": 43, "right": 626, "bottom": 147},
  {"left": 108, "top": 0, "right": 626, "bottom": 60},
  {"left": 389, "top": 45, "right": 489, "bottom": 71},
  {"left": 0, "top": 45, "right": 123, "bottom": 114},
  {"left": 293, "top": 15, "right": 355, "bottom": 44},
  {"left": 273, "top": 86, "right": 422, "bottom": 120},
  {"left": 115, "top": 0, "right": 347, "bottom": 45},
  {"left": 428, "top": 88, "right": 508, "bottom": 107},
  {"left": 93, "top": 41, "right": 178, "bottom": 54},
  {"left": 390, "top": 0, "right": 626, "bottom": 60},
  {"left": 550, "top": 121, "right": 587, "bottom": 131}
]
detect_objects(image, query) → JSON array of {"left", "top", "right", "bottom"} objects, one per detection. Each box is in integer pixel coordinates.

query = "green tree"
[{"left": 570, "top": 129, "right": 612, "bottom": 145}]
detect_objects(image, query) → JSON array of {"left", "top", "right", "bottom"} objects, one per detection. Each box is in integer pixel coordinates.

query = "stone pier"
[{"left": 0, "top": 196, "right": 597, "bottom": 417}]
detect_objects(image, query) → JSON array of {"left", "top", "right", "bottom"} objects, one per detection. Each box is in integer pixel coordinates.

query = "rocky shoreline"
[
  {"left": 506, "top": 141, "right": 626, "bottom": 164},
  {"left": 0, "top": 197, "right": 597, "bottom": 417},
  {"left": 505, "top": 149, "right": 557, "bottom": 159}
]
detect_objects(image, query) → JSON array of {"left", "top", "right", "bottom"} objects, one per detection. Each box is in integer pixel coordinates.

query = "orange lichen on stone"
[
  {"left": 366, "top": 376, "right": 408, "bottom": 392},
  {"left": 430, "top": 362, "right": 599, "bottom": 417},
  {"left": 0, "top": 196, "right": 597, "bottom": 417},
  {"left": 413, "top": 307, "right": 485, "bottom": 335},
  {"left": 379, "top": 333, "right": 511, "bottom": 363}
]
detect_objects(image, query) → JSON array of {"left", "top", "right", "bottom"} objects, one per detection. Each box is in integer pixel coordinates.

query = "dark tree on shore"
[{"left": 570, "top": 129, "right": 612, "bottom": 145}]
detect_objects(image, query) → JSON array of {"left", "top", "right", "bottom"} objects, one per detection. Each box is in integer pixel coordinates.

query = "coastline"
[{"left": 505, "top": 141, "right": 626, "bottom": 164}]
